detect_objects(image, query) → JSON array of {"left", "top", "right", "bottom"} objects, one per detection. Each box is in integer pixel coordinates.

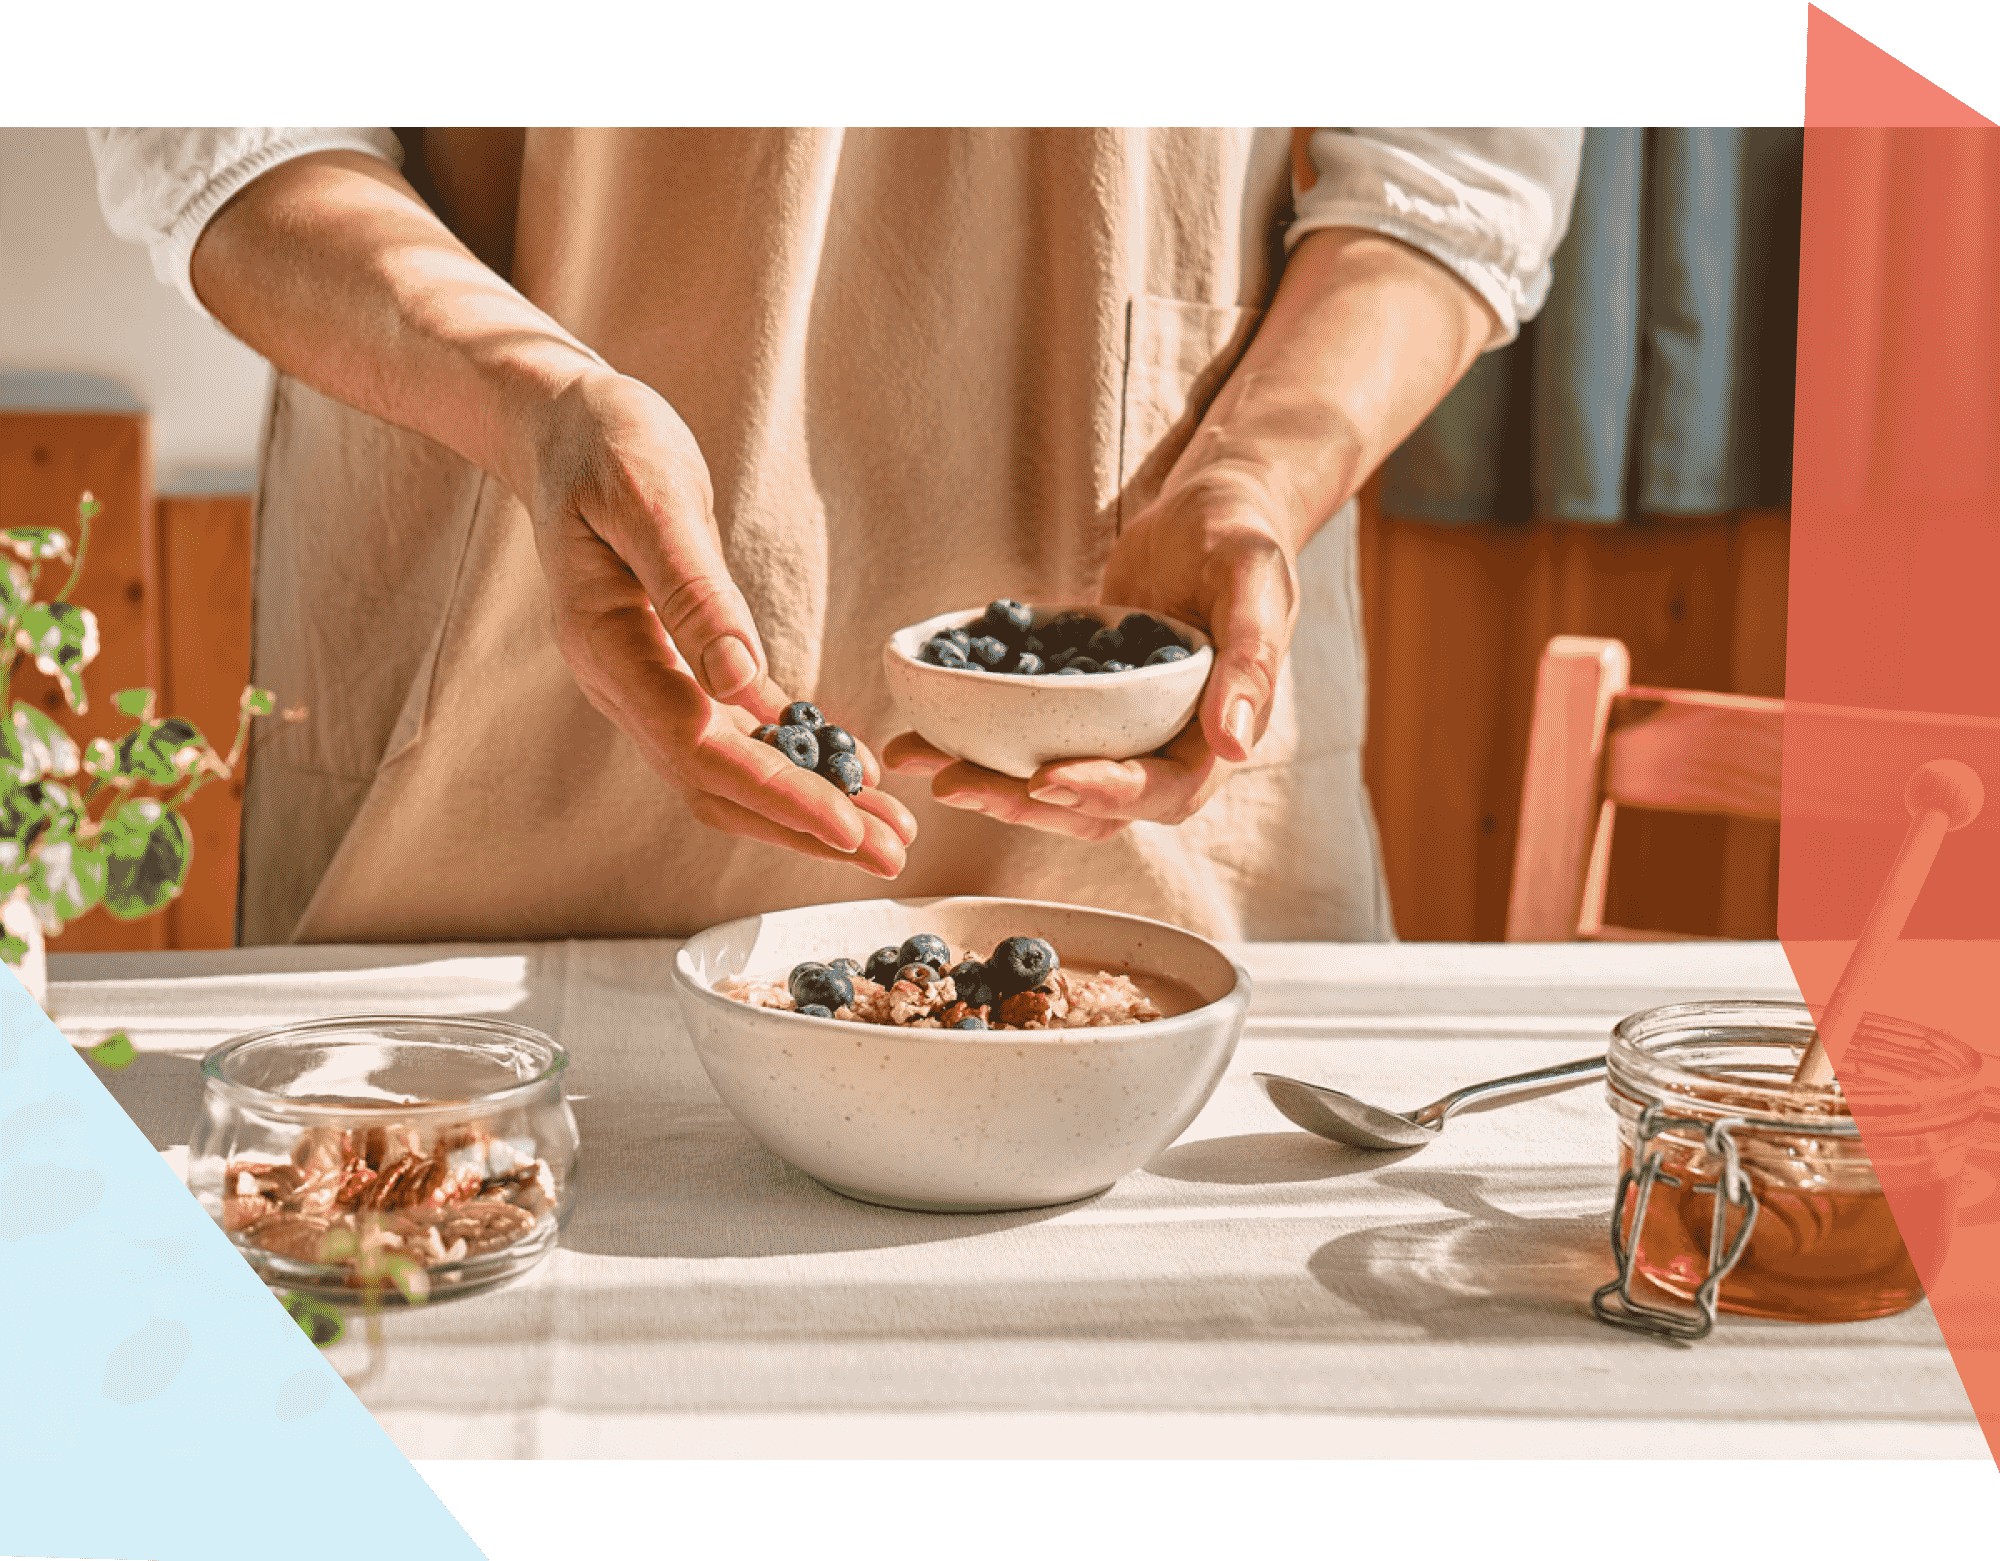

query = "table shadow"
[
  {"left": 559, "top": 1096, "right": 1071, "bottom": 1259},
  {"left": 1305, "top": 1167, "right": 1630, "bottom": 1344},
  {"left": 1145, "top": 1131, "right": 1421, "bottom": 1186}
]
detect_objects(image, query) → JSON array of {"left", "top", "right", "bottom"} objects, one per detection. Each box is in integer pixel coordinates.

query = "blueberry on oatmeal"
[
  {"left": 864, "top": 946, "right": 904, "bottom": 985},
  {"left": 829, "top": 957, "right": 863, "bottom": 981},
  {"left": 950, "top": 1015, "right": 988, "bottom": 1029},
  {"left": 797, "top": 1003, "right": 834, "bottom": 1019},
  {"left": 898, "top": 933, "right": 952, "bottom": 972},
  {"left": 788, "top": 962, "right": 854, "bottom": 1012},
  {"left": 989, "top": 935, "right": 1059, "bottom": 996}
]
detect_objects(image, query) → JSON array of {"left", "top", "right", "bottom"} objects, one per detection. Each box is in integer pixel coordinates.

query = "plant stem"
[{"left": 55, "top": 498, "right": 96, "bottom": 605}]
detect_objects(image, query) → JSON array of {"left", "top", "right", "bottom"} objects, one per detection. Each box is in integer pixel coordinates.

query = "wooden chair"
[{"left": 1506, "top": 636, "right": 1784, "bottom": 941}]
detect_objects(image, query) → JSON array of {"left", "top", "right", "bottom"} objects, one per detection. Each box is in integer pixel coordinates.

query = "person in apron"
[{"left": 91, "top": 128, "right": 1581, "bottom": 946}]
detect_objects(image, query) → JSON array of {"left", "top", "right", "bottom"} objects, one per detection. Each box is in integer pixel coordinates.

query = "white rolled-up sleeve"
[
  {"left": 1290, "top": 128, "right": 1583, "bottom": 348},
  {"left": 87, "top": 128, "right": 403, "bottom": 318}
]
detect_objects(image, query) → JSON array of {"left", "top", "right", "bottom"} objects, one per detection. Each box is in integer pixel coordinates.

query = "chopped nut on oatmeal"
[{"left": 716, "top": 931, "right": 1165, "bottom": 1031}]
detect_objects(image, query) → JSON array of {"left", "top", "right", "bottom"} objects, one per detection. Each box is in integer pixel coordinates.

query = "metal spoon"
[{"left": 1253, "top": 1054, "right": 1607, "bottom": 1151}]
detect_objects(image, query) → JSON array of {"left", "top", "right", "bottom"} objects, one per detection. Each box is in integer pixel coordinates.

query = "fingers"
[
  {"left": 687, "top": 790, "right": 908, "bottom": 878},
  {"left": 550, "top": 376, "right": 772, "bottom": 704},
  {"left": 928, "top": 762, "right": 1128, "bottom": 841},
  {"left": 1199, "top": 534, "right": 1298, "bottom": 764},
  {"left": 882, "top": 731, "right": 956, "bottom": 778}
]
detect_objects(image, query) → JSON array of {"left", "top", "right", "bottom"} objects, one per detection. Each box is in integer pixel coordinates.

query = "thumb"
[{"left": 1199, "top": 539, "right": 1298, "bottom": 765}]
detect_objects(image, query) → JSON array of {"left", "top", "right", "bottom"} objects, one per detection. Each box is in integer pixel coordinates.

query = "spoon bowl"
[{"left": 1254, "top": 1053, "right": 1607, "bottom": 1153}]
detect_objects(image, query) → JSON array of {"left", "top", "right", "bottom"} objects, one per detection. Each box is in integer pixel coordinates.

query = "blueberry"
[
  {"left": 1021, "top": 635, "right": 1046, "bottom": 658},
  {"left": 788, "top": 962, "right": 854, "bottom": 1010},
  {"left": 1146, "top": 644, "right": 1191, "bottom": 666},
  {"left": 983, "top": 599, "right": 1034, "bottom": 640},
  {"left": 1117, "top": 611, "right": 1164, "bottom": 645},
  {"left": 948, "top": 958, "right": 986, "bottom": 988},
  {"left": 989, "top": 936, "right": 1059, "bottom": 996},
  {"left": 817, "top": 725, "right": 857, "bottom": 757},
  {"left": 796, "top": 1003, "right": 834, "bottom": 1019},
  {"left": 1012, "top": 653, "right": 1045, "bottom": 677},
  {"left": 1055, "top": 666, "right": 1087, "bottom": 676},
  {"left": 864, "top": 946, "right": 903, "bottom": 985},
  {"left": 771, "top": 725, "right": 819, "bottom": 769},
  {"left": 1099, "top": 660, "right": 1133, "bottom": 674},
  {"left": 751, "top": 723, "right": 779, "bottom": 743},
  {"left": 967, "top": 635, "right": 1012, "bottom": 670},
  {"left": 921, "top": 637, "right": 970, "bottom": 669},
  {"left": 1044, "top": 610, "right": 1101, "bottom": 648},
  {"left": 1065, "top": 657, "right": 1101, "bottom": 676},
  {"left": 829, "top": 957, "right": 863, "bottom": 980},
  {"left": 781, "top": 701, "right": 825, "bottom": 729},
  {"left": 820, "top": 750, "right": 865, "bottom": 795},
  {"left": 894, "top": 962, "right": 940, "bottom": 987},
  {"left": 898, "top": 933, "right": 952, "bottom": 972},
  {"left": 1085, "top": 626, "right": 1126, "bottom": 661},
  {"left": 945, "top": 627, "right": 973, "bottom": 652},
  {"left": 950, "top": 1015, "right": 988, "bottom": 1030}
]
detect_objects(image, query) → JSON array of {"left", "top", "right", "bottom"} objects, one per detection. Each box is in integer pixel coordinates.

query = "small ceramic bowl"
[
  {"left": 672, "top": 895, "right": 1251, "bottom": 1212},
  {"left": 883, "top": 604, "right": 1214, "bottom": 779}
]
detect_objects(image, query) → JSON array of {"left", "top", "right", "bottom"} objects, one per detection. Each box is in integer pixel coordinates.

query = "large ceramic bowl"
[
  {"left": 883, "top": 604, "right": 1214, "bottom": 779},
  {"left": 672, "top": 896, "right": 1251, "bottom": 1212}
]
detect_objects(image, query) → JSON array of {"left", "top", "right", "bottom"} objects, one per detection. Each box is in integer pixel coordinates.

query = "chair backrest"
[{"left": 1506, "top": 636, "right": 1784, "bottom": 941}]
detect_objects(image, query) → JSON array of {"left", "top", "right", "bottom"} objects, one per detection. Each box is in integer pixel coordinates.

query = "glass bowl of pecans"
[{"left": 188, "top": 1015, "right": 578, "bottom": 1307}]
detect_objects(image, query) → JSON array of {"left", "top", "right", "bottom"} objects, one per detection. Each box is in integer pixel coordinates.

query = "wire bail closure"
[{"left": 1591, "top": 1103, "right": 1760, "bottom": 1342}]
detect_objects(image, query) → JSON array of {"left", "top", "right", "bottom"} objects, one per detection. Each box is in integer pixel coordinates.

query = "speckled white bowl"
[
  {"left": 883, "top": 605, "right": 1214, "bottom": 779},
  {"left": 671, "top": 895, "right": 1250, "bottom": 1212}
]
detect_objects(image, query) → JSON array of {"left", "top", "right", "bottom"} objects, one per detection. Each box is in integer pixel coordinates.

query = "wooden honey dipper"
[{"left": 1791, "top": 758, "right": 1984, "bottom": 1088}]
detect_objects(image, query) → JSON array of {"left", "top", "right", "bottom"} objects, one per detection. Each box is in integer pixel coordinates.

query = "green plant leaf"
[
  {"left": 281, "top": 1293, "right": 345, "bottom": 1348},
  {"left": 112, "top": 687, "right": 154, "bottom": 719},
  {"left": 100, "top": 801, "right": 191, "bottom": 920},
  {"left": 7, "top": 703, "right": 81, "bottom": 783},
  {"left": 0, "top": 933, "right": 26, "bottom": 966},
  {"left": 3, "top": 528, "right": 72, "bottom": 564},
  {"left": 16, "top": 602, "right": 99, "bottom": 713},
  {"left": 0, "top": 780, "right": 79, "bottom": 856},
  {"left": 0, "top": 561, "right": 30, "bottom": 620},
  {"left": 112, "top": 717, "right": 205, "bottom": 786},
  {"left": 28, "top": 835, "right": 107, "bottom": 931},
  {"left": 241, "top": 687, "right": 275, "bottom": 717},
  {"left": 87, "top": 1033, "right": 135, "bottom": 1070}
]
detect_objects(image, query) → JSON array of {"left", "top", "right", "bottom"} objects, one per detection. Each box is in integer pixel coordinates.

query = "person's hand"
[
  {"left": 522, "top": 368, "right": 916, "bottom": 875},
  {"left": 883, "top": 471, "right": 1299, "bottom": 839}
]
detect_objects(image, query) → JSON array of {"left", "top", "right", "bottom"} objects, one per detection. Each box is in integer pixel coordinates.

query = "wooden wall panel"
[
  {"left": 1359, "top": 479, "right": 1791, "bottom": 942},
  {"left": 0, "top": 411, "right": 165, "bottom": 952},
  {"left": 160, "top": 495, "right": 256, "bottom": 950}
]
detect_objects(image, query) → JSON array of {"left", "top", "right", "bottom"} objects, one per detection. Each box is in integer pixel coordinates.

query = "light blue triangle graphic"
[{"left": 0, "top": 966, "right": 487, "bottom": 1561}]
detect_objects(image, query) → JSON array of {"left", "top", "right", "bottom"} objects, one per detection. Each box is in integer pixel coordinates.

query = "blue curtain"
[{"left": 1381, "top": 128, "right": 1803, "bottom": 525}]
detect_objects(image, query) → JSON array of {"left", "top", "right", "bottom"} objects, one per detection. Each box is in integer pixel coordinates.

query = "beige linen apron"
[{"left": 239, "top": 128, "right": 1394, "bottom": 946}]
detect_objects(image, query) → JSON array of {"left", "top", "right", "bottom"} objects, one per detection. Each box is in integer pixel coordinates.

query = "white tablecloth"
[{"left": 52, "top": 939, "right": 1988, "bottom": 1460}]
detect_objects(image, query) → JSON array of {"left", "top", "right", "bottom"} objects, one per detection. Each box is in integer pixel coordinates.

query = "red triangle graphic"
[{"left": 1807, "top": 6, "right": 1995, "bottom": 126}]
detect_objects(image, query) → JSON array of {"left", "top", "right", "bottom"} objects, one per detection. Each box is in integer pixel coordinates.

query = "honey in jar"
[{"left": 1601, "top": 1002, "right": 1979, "bottom": 1328}]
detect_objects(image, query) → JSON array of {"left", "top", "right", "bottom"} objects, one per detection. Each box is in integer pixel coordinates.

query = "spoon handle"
[{"left": 1410, "top": 1054, "right": 1606, "bottom": 1130}]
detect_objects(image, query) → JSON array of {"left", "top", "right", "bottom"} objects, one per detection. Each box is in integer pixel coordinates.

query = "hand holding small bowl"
[{"left": 883, "top": 602, "right": 1218, "bottom": 841}]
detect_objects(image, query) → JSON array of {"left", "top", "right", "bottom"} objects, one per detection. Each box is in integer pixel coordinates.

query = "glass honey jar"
[{"left": 1593, "top": 1000, "right": 1981, "bottom": 1340}]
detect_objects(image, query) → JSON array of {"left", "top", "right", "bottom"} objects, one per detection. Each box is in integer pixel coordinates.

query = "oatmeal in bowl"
[{"left": 675, "top": 896, "right": 1250, "bottom": 1212}]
